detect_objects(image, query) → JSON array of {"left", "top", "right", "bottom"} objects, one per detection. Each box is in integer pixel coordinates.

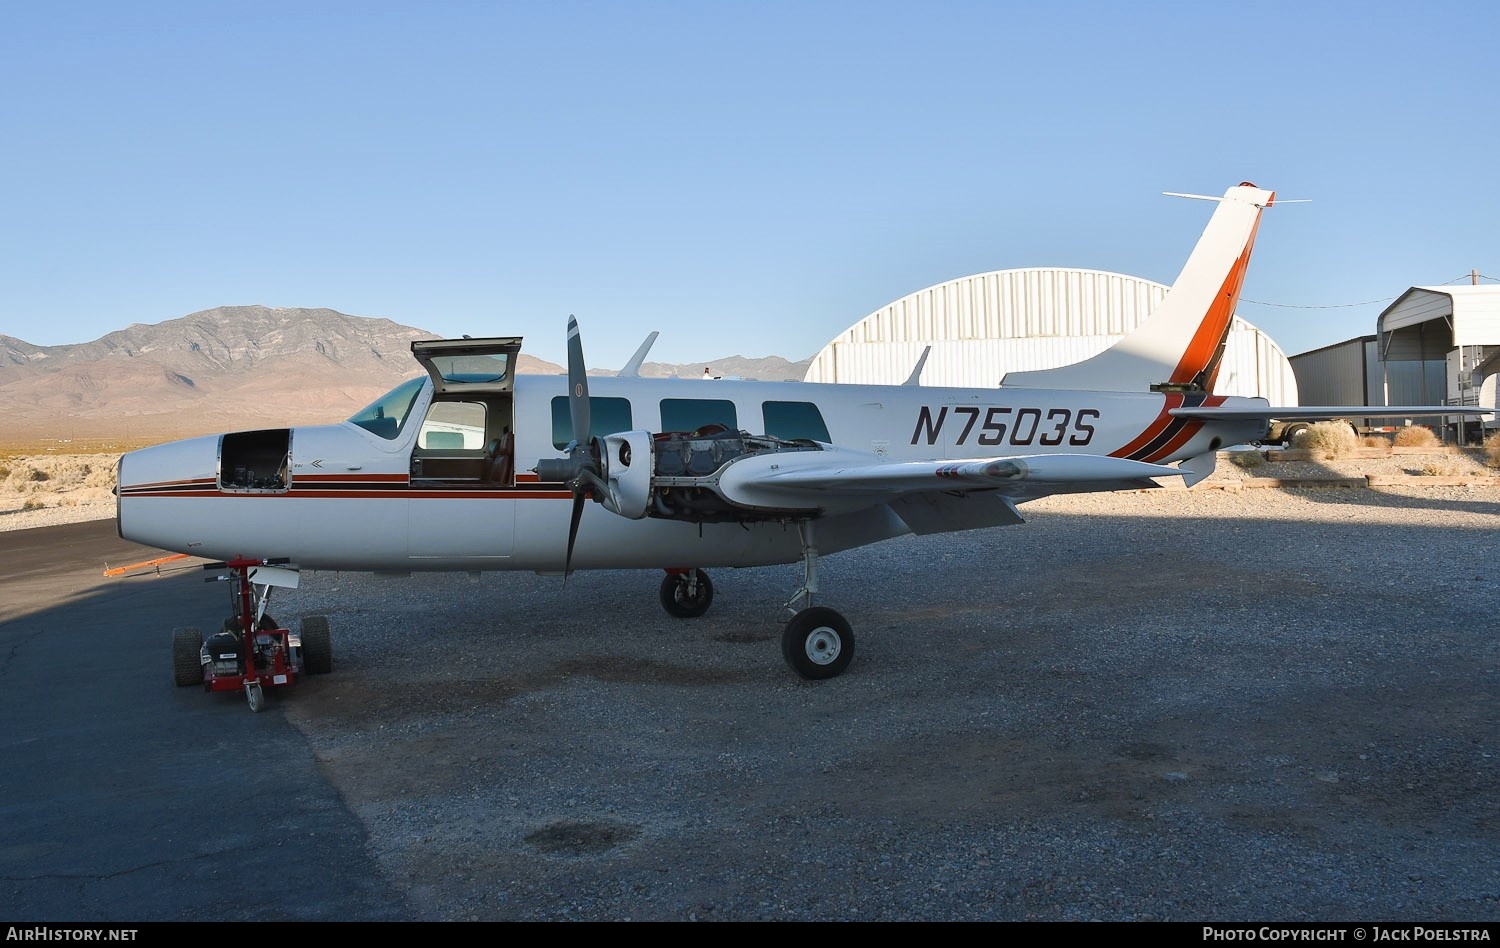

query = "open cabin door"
[
  {"left": 407, "top": 337, "right": 523, "bottom": 560},
  {"left": 409, "top": 337, "right": 523, "bottom": 486}
]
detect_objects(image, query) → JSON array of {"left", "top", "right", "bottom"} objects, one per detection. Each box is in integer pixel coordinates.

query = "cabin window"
[
  {"left": 349, "top": 377, "right": 424, "bottom": 440},
  {"left": 660, "top": 398, "right": 738, "bottom": 435},
  {"left": 550, "top": 396, "right": 634, "bottom": 449},
  {"left": 418, "top": 401, "right": 488, "bottom": 449},
  {"left": 762, "top": 401, "right": 831, "bottom": 442}
]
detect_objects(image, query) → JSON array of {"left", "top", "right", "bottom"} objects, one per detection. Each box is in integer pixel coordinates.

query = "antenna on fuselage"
[
  {"left": 618, "top": 331, "right": 660, "bottom": 378},
  {"left": 901, "top": 346, "right": 931, "bottom": 386}
]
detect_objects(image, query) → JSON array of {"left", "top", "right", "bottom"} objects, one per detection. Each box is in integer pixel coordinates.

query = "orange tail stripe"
[{"left": 1168, "top": 196, "right": 1269, "bottom": 384}]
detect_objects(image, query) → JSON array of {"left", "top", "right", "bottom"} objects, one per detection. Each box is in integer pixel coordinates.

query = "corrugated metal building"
[
  {"left": 1284, "top": 285, "right": 1500, "bottom": 436},
  {"left": 804, "top": 267, "right": 1298, "bottom": 401},
  {"left": 1377, "top": 285, "right": 1500, "bottom": 404},
  {"left": 1377, "top": 285, "right": 1500, "bottom": 438}
]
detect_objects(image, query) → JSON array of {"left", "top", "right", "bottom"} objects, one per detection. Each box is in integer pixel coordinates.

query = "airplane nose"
[{"left": 115, "top": 455, "right": 125, "bottom": 539}]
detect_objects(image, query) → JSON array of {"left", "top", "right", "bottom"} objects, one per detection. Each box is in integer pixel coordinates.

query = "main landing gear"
[
  {"left": 779, "top": 520, "right": 853, "bottom": 680},
  {"left": 657, "top": 521, "right": 855, "bottom": 681}
]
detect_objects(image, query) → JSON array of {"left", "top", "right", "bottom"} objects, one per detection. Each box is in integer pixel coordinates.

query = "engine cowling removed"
[{"left": 593, "top": 428, "right": 825, "bottom": 523}]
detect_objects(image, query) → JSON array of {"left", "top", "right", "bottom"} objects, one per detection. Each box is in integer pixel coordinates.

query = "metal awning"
[{"left": 1378, "top": 285, "right": 1500, "bottom": 359}]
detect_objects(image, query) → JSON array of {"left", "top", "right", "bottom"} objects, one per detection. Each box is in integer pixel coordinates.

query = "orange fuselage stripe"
[{"left": 1109, "top": 392, "right": 1184, "bottom": 459}]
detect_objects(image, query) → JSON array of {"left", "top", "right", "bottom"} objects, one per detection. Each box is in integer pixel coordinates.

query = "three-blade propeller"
[
  {"left": 534, "top": 315, "right": 608, "bottom": 578},
  {"left": 562, "top": 316, "right": 597, "bottom": 578},
  {"left": 537, "top": 316, "right": 658, "bottom": 576}
]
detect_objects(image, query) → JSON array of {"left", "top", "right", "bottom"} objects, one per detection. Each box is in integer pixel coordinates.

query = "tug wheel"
[
  {"left": 223, "top": 615, "right": 277, "bottom": 635},
  {"left": 301, "top": 616, "right": 333, "bottom": 675},
  {"left": 173, "top": 627, "right": 203, "bottom": 687}
]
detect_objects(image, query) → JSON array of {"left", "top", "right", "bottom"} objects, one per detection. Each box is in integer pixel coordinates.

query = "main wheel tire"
[
  {"left": 301, "top": 615, "right": 332, "bottom": 675},
  {"left": 659, "top": 571, "right": 714, "bottom": 618},
  {"left": 172, "top": 627, "right": 203, "bottom": 687},
  {"left": 781, "top": 607, "right": 854, "bottom": 680}
]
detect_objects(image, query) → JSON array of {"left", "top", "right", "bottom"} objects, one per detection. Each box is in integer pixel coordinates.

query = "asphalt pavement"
[{"left": 0, "top": 520, "right": 412, "bottom": 922}]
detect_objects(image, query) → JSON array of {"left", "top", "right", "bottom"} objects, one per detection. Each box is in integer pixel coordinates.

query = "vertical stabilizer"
[{"left": 1002, "top": 182, "right": 1274, "bottom": 393}]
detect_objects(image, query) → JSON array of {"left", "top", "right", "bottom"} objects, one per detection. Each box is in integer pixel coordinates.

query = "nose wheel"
[
  {"left": 782, "top": 607, "right": 854, "bottom": 680},
  {"left": 659, "top": 569, "right": 714, "bottom": 618}
]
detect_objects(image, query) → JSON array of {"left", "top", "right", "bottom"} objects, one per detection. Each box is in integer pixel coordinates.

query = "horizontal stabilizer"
[{"left": 1169, "top": 406, "right": 1492, "bottom": 420}]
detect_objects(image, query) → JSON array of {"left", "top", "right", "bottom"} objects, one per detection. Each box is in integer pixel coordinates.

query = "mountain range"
[{"left": 0, "top": 306, "right": 811, "bottom": 442}]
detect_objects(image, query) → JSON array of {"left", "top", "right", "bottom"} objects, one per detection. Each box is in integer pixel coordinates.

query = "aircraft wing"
[{"left": 716, "top": 449, "right": 1187, "bottom": 513}]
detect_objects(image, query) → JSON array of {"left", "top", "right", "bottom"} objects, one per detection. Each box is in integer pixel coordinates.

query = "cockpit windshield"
[{"left": 348, "top": 376, "right": 425, "bottom": 440}]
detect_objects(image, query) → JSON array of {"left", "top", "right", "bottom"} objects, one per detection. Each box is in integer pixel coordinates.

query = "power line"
[
  {"left": 1239, "top": 296, "right": 1395, "bottom": 309},
  {"left": 1241, "top": 272, "right": 1500, "bottom": 309}
]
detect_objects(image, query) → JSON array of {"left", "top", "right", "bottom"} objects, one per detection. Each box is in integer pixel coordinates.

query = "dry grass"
[
  {"left": 1419, "top": 453, "right": 1465, "bottom": 476},
  {"left": 0, "top": 438, "right": 160, "bottom": 460},
  {"left": 0, "top": 454, "right": 118, "bottom": 516},
  {"left": 1230, "top": 451, "right": 1265, "bottom": 470},
  {"left": 1299, "top": 421, "right": 1360, "bottom": 459},
  {"left": 1393, "top": 426, "right": 1440, "bottom": 448}
]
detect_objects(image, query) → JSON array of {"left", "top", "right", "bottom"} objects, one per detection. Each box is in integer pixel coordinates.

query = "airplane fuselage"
[{"left": 116, "top": 373, "right": 1268, "bottom": 571}]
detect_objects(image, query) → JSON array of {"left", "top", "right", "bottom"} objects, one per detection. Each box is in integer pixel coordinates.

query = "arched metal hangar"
[{"left": 805, "top": 267, "right": 1297, "bottom": 402}]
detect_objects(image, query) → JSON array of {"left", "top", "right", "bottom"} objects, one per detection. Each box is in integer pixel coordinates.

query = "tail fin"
[{"left": 1002, "top": 182, "right": 1274, "bottom": 393}]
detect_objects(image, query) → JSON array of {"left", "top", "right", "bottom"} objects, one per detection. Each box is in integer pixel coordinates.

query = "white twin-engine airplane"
[{"left": 117, "top": 182, "right": 1475, "bottom": 679}]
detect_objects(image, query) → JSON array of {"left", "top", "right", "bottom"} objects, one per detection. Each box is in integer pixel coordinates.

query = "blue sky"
[{"left": 3, "top": 1, "right": 1497, "bottom": 369}]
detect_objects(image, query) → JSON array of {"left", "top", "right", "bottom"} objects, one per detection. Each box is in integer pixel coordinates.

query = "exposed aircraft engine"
[
  {"left": 645, "top": 429, "right": 824, "bottom": 523},
  {"left": 540, "top": 426, "right": 828, "bottom": 524}
]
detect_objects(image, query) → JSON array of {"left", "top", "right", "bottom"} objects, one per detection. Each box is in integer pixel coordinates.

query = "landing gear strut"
[{"left": 781, "top": 520, "right": 854, "bottom": 680}]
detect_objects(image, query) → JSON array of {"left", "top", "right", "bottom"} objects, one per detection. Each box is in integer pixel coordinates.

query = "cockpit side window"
[{"left": 349, "top": 377, "right": 425, "bottom": 440}]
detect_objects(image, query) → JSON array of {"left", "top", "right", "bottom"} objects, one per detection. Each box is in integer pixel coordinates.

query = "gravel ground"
[
  {"left": 256, "top": 479, "right": 1496, "bottom": 922},
  {"left": 16, "top": 451, "right": 1500, "bottom": 921}
]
